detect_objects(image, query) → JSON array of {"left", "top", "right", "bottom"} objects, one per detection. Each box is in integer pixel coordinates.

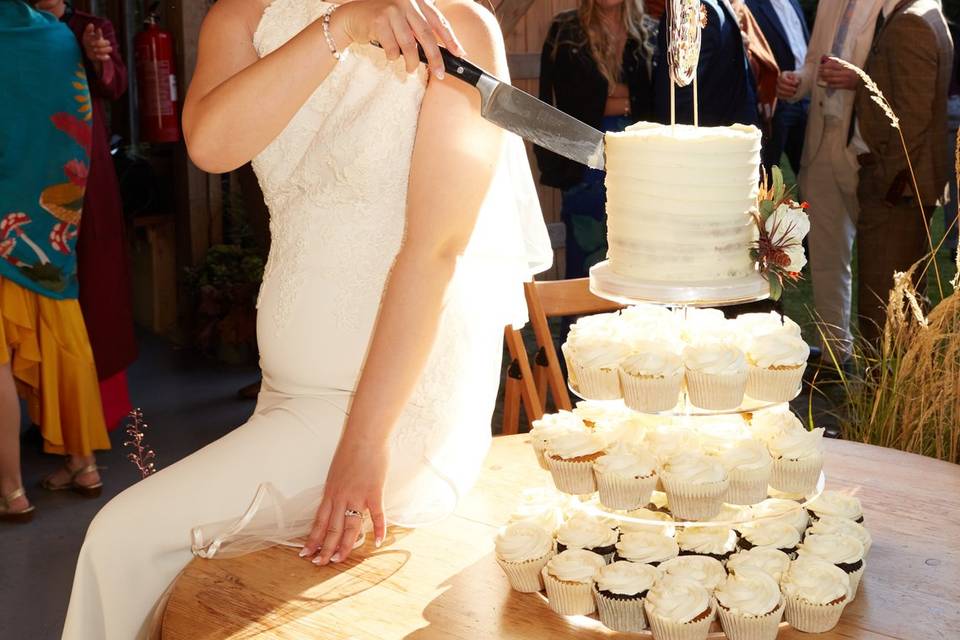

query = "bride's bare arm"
[
  {"left": 302, "top": 0, "right": 507, "bottom": 565},
  {"left": 183, "top": 0, "right": 464, "bottom": 173}
]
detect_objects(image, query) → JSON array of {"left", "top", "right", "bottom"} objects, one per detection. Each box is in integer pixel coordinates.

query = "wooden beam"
[
  {"left": 507, "top": 52, "right": 540, "bottom": 80},
  {"left": 497, "top": 0, "right": 537, "bottom": 36}
]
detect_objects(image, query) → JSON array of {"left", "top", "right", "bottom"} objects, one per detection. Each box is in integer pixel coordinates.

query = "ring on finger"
[{"left": 344, "top": 508, "right": 363, "bottom": 518}]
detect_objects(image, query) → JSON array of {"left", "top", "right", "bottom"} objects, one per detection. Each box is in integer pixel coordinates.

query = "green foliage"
[{"left": 186, "top": 244, "right": 264, "bottom": 290}]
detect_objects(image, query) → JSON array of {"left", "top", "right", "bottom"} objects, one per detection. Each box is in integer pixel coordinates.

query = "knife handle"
[{"left": 370, "top": 41, "right": 484, "bottom": 86}]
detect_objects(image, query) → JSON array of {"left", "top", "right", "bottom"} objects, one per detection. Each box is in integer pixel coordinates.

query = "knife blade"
[{"left": 393, "top": 44, "right": 605, "bottom": 170}]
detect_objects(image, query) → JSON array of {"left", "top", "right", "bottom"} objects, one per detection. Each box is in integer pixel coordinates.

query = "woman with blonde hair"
[{"left": 535, "top": 0, "right": 655, "bottom": 280}]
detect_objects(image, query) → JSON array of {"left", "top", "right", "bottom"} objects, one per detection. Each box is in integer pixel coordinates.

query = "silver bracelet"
[{"left": 321, "top": 4, "right": 340, "bottom": 61}]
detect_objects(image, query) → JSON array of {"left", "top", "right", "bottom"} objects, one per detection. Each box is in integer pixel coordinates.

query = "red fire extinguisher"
[{"left": 135, "top": 3, "right": 180, "bottom": 143}]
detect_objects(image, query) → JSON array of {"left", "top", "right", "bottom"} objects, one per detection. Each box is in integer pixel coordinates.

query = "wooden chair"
[
  {"left": 501, "top": 327, "right": 543, "bottom": 435},
  {"left": 523, "top": 278, "right": 623, "bottom": 412}
]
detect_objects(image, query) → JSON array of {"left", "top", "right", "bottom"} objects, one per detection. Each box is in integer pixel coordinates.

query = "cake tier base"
[{"left": 590, "top": 261, "right": 771, "bottom": 307}]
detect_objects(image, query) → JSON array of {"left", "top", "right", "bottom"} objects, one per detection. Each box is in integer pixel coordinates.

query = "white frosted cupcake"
[
  {"left": 593, "top": 561, "right": 660, "bottom": 632},
  {"left": 659, "top": 453, "right": 730, "bottom": 520},
  {"left": 766, "top": 426, "right": 824, "bottom": 494},
  {"left": 565, "top": 334, "right": 626, "bottom": 400},
  {"left": 542, "top": 549, "right": 607, "bottom": 616},
  {"left": 494, "top": 523, "right": 555, "bottom": 593},
  {"left": 797, "top": 533, "right": 866, "bottom": 598},
  {"left": 529, "top": 411, "right": 586, "bottom": 469},
  {"left": 715, "top": 569, "right": 785, "bottom": 640},
  {"left": 618, "top": 344, "right": 684, "bottom": 413},
  {"left": 644, "top": 576, "right": 716, "bottom": 640},
  {"left": 659, "top": 555, "right": 726, "bottom": 592},
  {"left": 675, "top": 525, "right": 740, "bottom": 563},
  {"left": 807, "top": 516, "right": 872, "bottom": 556},
  {"left": 716, "top": 440, "right": 772, "bottom": 506},
  {"left": 781, "top": 557, "right": 851, "bottom": 632},
  {"left": 556, "top": 513, "right": 619, "bottom": 562},
  {"left": 733, "top": 311, "right": 802, "bottom": 346},
  {"left": 683, "top": 343, "right": 748, "bottom": 410},
  {"left": 751, "top": 498, "right": 809, "bottom": 534},
  {"left": 644, "top": 427, "right": 700, "bottom": 467},
  {"left": 573, "top": 399, "right": 630, "bottom": 430},
  {"left": 737, "top": 520, "right": 801, "bottom": 557},
  {"left": 545, "top": 431, "right": 606, "bottom": 495},
  {"left": 747, "top": 409, "right": 803, "bottom": 444},
  {"left": 805, "top": 490, "right": 864, "bottom": 523},
  {"left": 744, "top": 333, "right": 809, "bottom": 402},
  {"left": 726, "top": 547, "right": 791, "bottom": 583},
  {"left": 593, "top": 444, "right": 658, "bottom": 510},
  {"left": 621, "top": 508, "right": 676, "bottom": 537},
  {"left": 614, "top": 531, "right": 680, "bottom": 566}
]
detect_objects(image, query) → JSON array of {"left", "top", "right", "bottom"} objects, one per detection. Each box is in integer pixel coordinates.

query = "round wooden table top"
[{"left": 161, "top": 435, "right": 960, "bottom": 639}]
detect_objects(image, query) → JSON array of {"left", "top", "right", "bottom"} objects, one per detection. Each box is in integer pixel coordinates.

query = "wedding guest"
[
  {"left": 945, "top": 20, "right": 959, "bottom": 260},
  {"left": 777, "top": 0, "right": 883, "bottom": 364},
  {"left": 0, "top": 0, "right": 109, "bottom": 523},
  {"left": 747, "top": 0, "right": 810, "bottom": 173},
  {"left": 535, "top": 0, "right": 655, "bottom": 279},
  {"left": 653, "top": 0, "right": 759, "bottom": 128},
  {"left": 34, "top": 0, "right": 138, "bottom": 429},
  {"left": 731, "top": 0, "right": 780, "bottom": 141},
  {"left": 854, "top": 0, "right": 953, "bottom": 343}
]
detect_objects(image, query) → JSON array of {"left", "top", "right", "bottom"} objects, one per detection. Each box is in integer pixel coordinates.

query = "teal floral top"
[{"left": 0, "top": 0, "right": 92, "bottom": 299}]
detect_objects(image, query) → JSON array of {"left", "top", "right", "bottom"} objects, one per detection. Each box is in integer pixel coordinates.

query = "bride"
[{"left": 61, "top": 0, "right": 551, "bottom": 637}]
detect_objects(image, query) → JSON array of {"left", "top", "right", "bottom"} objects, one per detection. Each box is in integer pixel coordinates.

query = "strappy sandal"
[
  {"left": 1, "top": 488, "right": 36, "bottom": 524},
  {"left": 40, "top": 463, "right": 103, "bottom": 498}
]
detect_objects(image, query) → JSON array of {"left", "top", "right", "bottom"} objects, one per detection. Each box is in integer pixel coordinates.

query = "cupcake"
[
  {"left": 614, "top": 531, "right": 680, "bottom": 566},
  {"left": 593, "top": 561, "right": 660, "bottom": 632},
  {"left": 796, "top": 533, "right": 866, "bottom": 598},
  {"left": 716, "top": 440, "right": 773, "bottom": 506},
  {"left": 556, "top": 513, "right": 619, "bottom": 562},
  {"left": 733, "top": 311, "right": 802, "bottom": 345},
  {"left": 683, "top": 343, "right": 748, "bottom": 410},
  {"left": 507, "top": 487, "right": 571, "bottom": 536},
  {"left": 725, "top": 547, "right": 791, "bottom": 583},
  {"left": 544, "top": 431, "right": 606, "bottom": 495},
  {"left": 766, "top": 425, "right": 825, "bottom": 495},
  {"left": 644, "top": 576, "right": 716, "bottom": 640},
  {"left": 659, "top": 453, "right": 730, "bottom": 520},
  {"left": 675, "top": 525, "right": 739, "bottom": 563},
  {"left": 494, "top": 523, "right": 555, "bottom": 593},
  {"left": 681, "top": 308, "right": 731, "bottom": 344},
  {"left": 737, "top": 520, "right": 801, "bottom": 557},
  {"left": 618, "top": 344, "right": 684, "bottom": 413},
  {"left": 806, "top": 516, "right": 872, "bottom": 556},
  {"left": 573, "top": 399, "right": 631, "bottom": 430},
  {"left": 565, "top": 334, "right": 625, "bottom": 400},
  {"left": 781, "top": 557, "right": 851, "bottom": 632},
  {"left": 744, "top": 333, "right": 809, "bottom": 402},
  {"left": 593, "top": 444, "right": 659, "bottom": 510},
  {"left": 644, "top": 427, "right": 700, "bottom": 467},
  {"left": 805, "top": 490, "right": 864, "bottom": 523},
  {"left": 714, "top": 569, "right": 785, "bottom": 640},
  {"left": 708, "top": 503, "right": 755, "bottom": 528},
  {"left": 659, "top": 555, "right": 727, "bottom": 592},
  {"left": 529, "top": 411, "right": 586, "bottom": 470},
  {"left": 542, "top": 549, "right": 607, "bottom": 616},
  {"left": 751, "top": 498, "right": 809, "bottom": 534},
  {"left": 620, "top": 508, "right": 676, "bottom": 537},
  {"left": 748, "top": 409, "right": 803, "bottom": 444}
]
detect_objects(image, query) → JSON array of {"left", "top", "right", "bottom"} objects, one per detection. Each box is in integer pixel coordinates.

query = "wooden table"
[{"left": 162, "top": 435, "right": 960, "bottom": 639}]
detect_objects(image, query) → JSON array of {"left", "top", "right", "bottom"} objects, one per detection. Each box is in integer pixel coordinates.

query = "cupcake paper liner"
[
  {"left": 770, "top": 453, "right": 823, "bottom": 495},
  {"left": 727, "top": 464, "right": 772, "bottom": 506},
  {"left": 645, "top": 603, "right": 716, "bottom": 640},
  {"left": 847, "top": 563, "right": 865, "bottom": 599},
  {"left": 561, "top": 343, "right": 578, "bottom": 387},
  {"left": 542, "top": 568, "right": 597, "bottom": 616},
  {"left": 746, "top": 364, "right": 804, "bottom": 403},
  {"left": 594, "top": 589, "right": 648, "bottom": 632},
  {"left": 573, "top": 363, "right": 622, "bottom": 400},
  {"left": 716, "top": 598, "right": 784, "bottom": 640},
  {"left": 619, "top": 369, "right": 683, "bottom": 413},
  {"left": 783, "top": 594, "right": 846, "bottom": 633},
  {"left": 546, "top": 455, "right": 599, "bottom": 495},
  {"left": 661, "top": 475, "right": 730, "bottom": 521},
  {"left": 595, "top": 471, "right": 658, "bottom": 511},
  {"left": 531, "top": 439, "right": 549, "bottom": 470},
  {"left": 686, "top": 369, "right": 748, "bottom": 411},
  {"left": 495, "top": 549, "right": 554, "bottom": 593}
]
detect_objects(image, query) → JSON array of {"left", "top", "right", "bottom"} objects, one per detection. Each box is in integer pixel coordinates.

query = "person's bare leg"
[
  {"left": 44, "top": 453, "right": 101, "bottom": 489},
  {"left": 0, "top": 363, "right": 29, "bottom": 511}
]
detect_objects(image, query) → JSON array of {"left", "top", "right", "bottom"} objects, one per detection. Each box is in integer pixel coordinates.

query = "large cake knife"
[{"left": 387, "top": 44, "right": 606, "bottom": 170}]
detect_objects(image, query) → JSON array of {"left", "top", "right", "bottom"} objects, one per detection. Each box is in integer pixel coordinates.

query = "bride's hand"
[
  {"left": 301, "top": 435, "right": 389, "bottom": 565},
  {"left": 335, "top": 0, "right": 465, "bottom": 79}
]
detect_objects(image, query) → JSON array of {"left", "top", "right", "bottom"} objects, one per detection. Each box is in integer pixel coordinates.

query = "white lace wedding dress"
[{"left": 61, "top": 0, "right": 551, "bottom": 636}]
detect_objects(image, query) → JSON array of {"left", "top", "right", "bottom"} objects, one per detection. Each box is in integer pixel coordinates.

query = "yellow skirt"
[{"left": 0, "top": 277, "right": 110, "bottom": 456}]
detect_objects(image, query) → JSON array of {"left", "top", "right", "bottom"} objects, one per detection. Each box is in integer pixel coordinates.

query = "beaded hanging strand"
[{"left": 321, "top": 3, "right": 341, "bottom": 61}]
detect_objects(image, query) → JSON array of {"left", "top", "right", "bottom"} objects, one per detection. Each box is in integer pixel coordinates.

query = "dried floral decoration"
[
  {"left": 124, "top": 409, "right": 157, "bottom": 479},
  {"left": 751, "top": 166, "right": 810, "bottom": 300}
]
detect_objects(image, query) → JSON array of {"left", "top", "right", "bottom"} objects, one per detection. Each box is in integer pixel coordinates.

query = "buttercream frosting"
[
  {"left": 676, "top": 526, "right": 739, "bottom": 556},
  {"left": 726, "top": 547, "right": 791, "bottom": 582},
  {"left": 797, "top": 533, "right": 865, "bottom": 565},
  {"left": 644, "top": 576, "right": 713, "bottom": 623},
  {"left": 660, "top": 452, "right": 728, "bottom": 485},
  {"left": 781, "top": 557, "right": 850, "bottom": 604},
  {"left": 545, "top": 548, "right": 606, "bottom": 583},
  {"left": 616, "top": 531, "right": 680, "bottom": 564},
  {"left": 495, "top": 522, "right": 554, "bottom": 563},
  {"left": 659, "top": 555, "right": 727, "bottom": 591},
  {"left": 806, "top": 517, "right": 872, "bottom": 553},
  {"left": 595, "top": 560, "right": 660, "bottom": 596},
  {"left": 546, "top": 431, "right": 605, "bottom": 460},
  {"left": 683, "top": 343, "right": 747, "bottom": 375},
  {"left": 739, "top": 520, "right": 801, "bottom": 550},
  {"left": 747, "top": 333, "right": 810, "bottom": 368},
  {"left": 557, "top": 514, "right": 619, "bottom": 550},
  {"left": 805, "top": 491, "right": 863, "bottom": 521},
  {"left": 715, "top": 569, "right": 783, "bottom": 616},
  {"left": 767, "top": 426, "right": 824, "bottom": 460},
  {"left": 620, "top": 343, "right": 684, "bottom": 378},
  {"left": 594, "top": 444, "right": 657, "bottom": 478}
]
